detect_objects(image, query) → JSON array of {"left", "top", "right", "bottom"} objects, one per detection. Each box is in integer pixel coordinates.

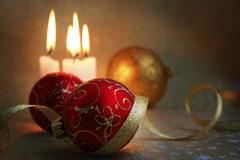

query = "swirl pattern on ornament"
[
  {"left": 64, "top": 78, "right": 135, "bottom": 152},
  {"left": 114, "top": 84, "right": 134, "bottom": 110},
  {"left": 52, "top": 80, "right": 72, "bottom": 100},
  {"left": 29, "top": 89, "right": 39, "bottom": 104},
  {"left": 95, "top": 106, "right": 121, "bottom": 142},
  {"left": 93, "top": 78, "right": 117, "bottom": 83},
  {"left": 37, "top": 79, "right": 45, "bottom": 88},
  {"left": 64, "top": 82, "right": 100, "bottom": 133},
  {"left": 73, "top": 90, "right": 87, "bottom": 99},
  {"left": 72, "top": 129, "right": 105, "bottom": 150},
  {"left": 35, "top": 77, "right": 77, "bottom": 110},
  {"left": 29, "top": 73, "right": 83, "bottom": 132},
  {"left": 42, "top": 90, "right": 52, "bottom": 102}
]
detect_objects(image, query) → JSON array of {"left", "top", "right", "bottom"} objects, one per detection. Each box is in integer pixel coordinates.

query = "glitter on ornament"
[
  {"left": 107, "top": 46, "right": 173, "bottom": 106},
  {"left": 62, "top": 78, "right": 148, "bottom": 155},
  {"left": 29, "top": 72, "right": 83, "bottom": 132}
]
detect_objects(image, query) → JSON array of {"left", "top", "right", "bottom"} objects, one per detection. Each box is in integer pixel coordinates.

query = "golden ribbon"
[
  {"left": 51, "top": 96, "right": 149, "bottom": 156},
  {"left": 142, "top": 84, "right": 240, "bottom": 140},
  {"left": 0, "top": 84, "right": 240, "bottom": 154},
  {"left": 0, "top": 105, "right": 61, "bottom": 152}
]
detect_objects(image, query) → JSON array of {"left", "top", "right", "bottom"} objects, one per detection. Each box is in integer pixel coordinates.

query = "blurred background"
[{"left": 0, "top": 0, "right": 240, "bottom": 109}]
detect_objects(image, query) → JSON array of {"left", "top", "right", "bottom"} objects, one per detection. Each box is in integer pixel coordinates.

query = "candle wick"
[
  {"left": 84, "top": 52, "right": 88, "bottom": 58},
  {"left": 48, "top": 49, "right": 53, "bottom": 55},
  {"left": 73, "top": 57, "right": 75, "bottom": 64},
  {"left": 72, "top": 53, "right": 80, "bottom": 64}
]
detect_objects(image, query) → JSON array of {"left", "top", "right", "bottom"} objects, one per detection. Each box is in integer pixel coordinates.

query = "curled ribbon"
[
  {"left": 0, "top": 84, "right": 240, "bottom": 153},
  {"left": 142, "top": 85, "right": 240, "bottom": 140},
  {"left": 0, "top": 105, "right": 61, "bottom": 152}
]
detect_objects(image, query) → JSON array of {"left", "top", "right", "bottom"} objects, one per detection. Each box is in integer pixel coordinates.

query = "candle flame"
[
  {"left": 66, "top": 12, "right": 81, "bottom": 58},
  {"left": 46, "top": 9, "right": 56, "bottom": 54},
  {"left": 67, "top": 25, "right": 73, "bottom": 56},
  {"left": 82, "top": 24, "right": 90, "bottom": 57}
]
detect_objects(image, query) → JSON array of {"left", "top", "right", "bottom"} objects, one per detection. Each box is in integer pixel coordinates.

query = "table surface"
[
  {"left": 0, "top": 104, "right": 239, "bottom": 160},
  {"left": 0, "top": 1, "right": 240, "bottom": 160}
]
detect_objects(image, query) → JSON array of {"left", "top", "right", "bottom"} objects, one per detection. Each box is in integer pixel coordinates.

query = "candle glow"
[
  {"left": 71, "top": 12, "right": 81, "bottom": 58},
  {"left": 62, "top": 13, "right": 96, "bottom": 81},
  {"left": 82, "top": 24, "right": 90, "bottom": 56},
  {"left": 46, "top": 9, "right": 56, "bottom": 54},
  {"left": 40, "top": 9, "right": 60, "bottom": 77},
  {"left": 67, "top": 25, "right": 74, "bottom": 56}
]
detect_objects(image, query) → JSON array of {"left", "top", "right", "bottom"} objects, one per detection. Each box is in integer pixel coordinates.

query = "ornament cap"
[{"left": 52, "top": 117, "right": 66, "bottom": 139}]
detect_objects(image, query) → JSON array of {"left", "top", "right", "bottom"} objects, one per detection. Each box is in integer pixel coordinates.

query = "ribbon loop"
[{"left": 142, "top": 84, "right": 223, "bottom": 139}]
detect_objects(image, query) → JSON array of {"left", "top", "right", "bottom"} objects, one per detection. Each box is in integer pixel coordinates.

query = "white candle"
[
  {"left": 62, "top": 57, "right": 96, "bottom": 82},
  {"left": 62, "top": 14, "right": 96, "bottom": 81},
  {"left": 39, "top": 55, "right": 60, "bottom": 77},
  {"left": 81, "top": 56, "right": 96, "bottom": 81},
  {"left": 81, "top": 24, "right": 96, "bottom": 81},
  {"left": 39, "top": 9, "right": 60, "bottom": 77},
  {"left": 62, "top": 58, "right": 84, "bottom": 80}
]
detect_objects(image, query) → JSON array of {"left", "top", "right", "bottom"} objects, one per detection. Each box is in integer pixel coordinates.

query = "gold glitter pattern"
[
  {"left": 51, "top": 96, "right": 148, "bottom": 155},
  {"left": 63, "top": 79, "right": 133, "bottom": 152},
  {"left": 91, "top": 96, "right": 149, "bottom": 155},
  {"left": 30, "top": 73, "right": 80, "bottom": 116},
  {"left": 106, "top": 46, "right": 173, "bottom": 106}
]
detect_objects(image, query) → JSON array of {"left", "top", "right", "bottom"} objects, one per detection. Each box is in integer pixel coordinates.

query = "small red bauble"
[
  {"left": 63, "top": 78, "right": 136, "bottom": 153},
  {"left": 29, "top": 72, "right": 83, "bottom": 132}
]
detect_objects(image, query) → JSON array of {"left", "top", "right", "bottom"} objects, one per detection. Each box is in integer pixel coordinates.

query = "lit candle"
[
  {"left": 81, "top": 24, "right": 96, "bottom": 81},
  {"left": 39, "top": 9, "right": 60, "bottom": 77},
  {"left": 62, "top": 13, "right": 96, "bottom": 81}
]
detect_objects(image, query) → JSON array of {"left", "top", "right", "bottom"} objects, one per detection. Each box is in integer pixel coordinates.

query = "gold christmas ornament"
[{"left": 106, "top": 46, "right": 173, "bottom": 106}]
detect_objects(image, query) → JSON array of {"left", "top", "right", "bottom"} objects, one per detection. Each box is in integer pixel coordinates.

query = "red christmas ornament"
[
  {"left": 29, "top": 72, "right": 83, "bottom": 132},
  {"left": 63, "top": 78, "right": 147, "bottom": 154}
]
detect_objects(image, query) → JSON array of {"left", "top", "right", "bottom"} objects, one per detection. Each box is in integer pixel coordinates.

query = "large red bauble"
[
  {"left": 63, "top": 78, "right": 135, "bottom": 152},
  {"left": 29, "top": 72, "right": 83, "bottom": 132}
]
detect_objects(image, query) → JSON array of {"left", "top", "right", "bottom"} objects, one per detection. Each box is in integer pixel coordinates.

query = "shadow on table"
[{"left": 0, "top": 132, "right": 145, "bottom": 160}]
